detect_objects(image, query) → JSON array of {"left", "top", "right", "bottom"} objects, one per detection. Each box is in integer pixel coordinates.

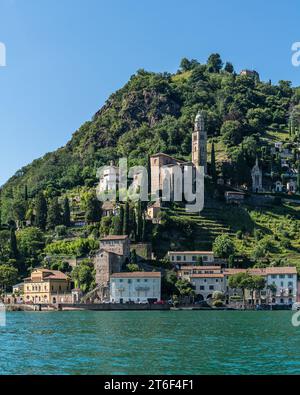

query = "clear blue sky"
[{"left": 0, "top": 0, "right": 299, "bottom": 185}]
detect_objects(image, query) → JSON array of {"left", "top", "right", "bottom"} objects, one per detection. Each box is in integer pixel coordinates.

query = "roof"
[
  {"left": 168, "top": 251, "right": 214, "bottom": 255},
  {"left": 224, "top": 267, "right": 297, "bottom": 276},
  {"left": 100, "top": 235, "right": 128, "bottom": 241},
  {"left": 150, "top": 152, "right": 184, "bottom": 163},
  {"left": 110, "top": 272, "right": 161, "bottom": 279},
  {"left": 102, "top": 201, "right": 115, "bottom": 210},
  {"left": 179, "top": 266, "right": 221, "bottom": 271},
  {"left": 191, "top": 274, "right": 224, "bottom": 278},
  {"left": 26, "top": 268, "right": 69, "bottom": 281}
]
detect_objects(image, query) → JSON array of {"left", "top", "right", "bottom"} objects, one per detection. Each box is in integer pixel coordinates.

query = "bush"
[{"left": 213, "top": 300, "right": 224, "bottom": 307}]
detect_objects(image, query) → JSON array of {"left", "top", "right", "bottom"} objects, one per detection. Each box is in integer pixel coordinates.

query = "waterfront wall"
[{"left": 59, "top": 303, "right": 170, "bottom": 311}]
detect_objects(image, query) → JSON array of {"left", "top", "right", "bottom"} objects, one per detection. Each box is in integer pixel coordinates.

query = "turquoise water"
[{"left": 0, "top": 310, "right": 300, "bottom": 375}]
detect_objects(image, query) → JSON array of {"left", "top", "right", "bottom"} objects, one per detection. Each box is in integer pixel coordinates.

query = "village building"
[
  {"left": 93, "top": 235, "right": 130, "bottom": 301},
  {"left": 190, "top": 273, "right": 226, "bottom": 301},
  {"left": 23, "top": 268, "right": 72, "bottom": 304},
  {"left": 251, "top": 158, "right": 263, "bottom": 192},
  {"left": 150, "top": 112, "right": 207, "bottom": 202},
  {"left": 224, "top": 267, "right": 297, "bottom": 305},
  {"left": 168, "top": 251, "right": 214, "bottom": 266},
  {"left": 177, "top": 265, "right": 222, "bottom": 280},
  {"left": 110, "top": 272, "right": 161, "bottom": 303}
]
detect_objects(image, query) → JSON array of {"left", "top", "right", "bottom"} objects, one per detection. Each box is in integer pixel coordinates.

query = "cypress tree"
[
  {"left": 47, "top": 197, "right": 61, "bottom": 229},
  {"left": 119, "top": 205, "right": 124, "bottom": 235},
  {"left": 211, "top": 142, "right": 217, "bottom": 182},
  {"left": 129, "top": 206, "right": 137, "bottom": 240},
  {"left": 85, "top": 195, "right": 101, "bottom": 224},
  {"left": 136, "top": 200, "right": 143, "bottom": 241},
  {"left": 141, "top": 213, "right": 146, "bottom": 242},
  {"left": 24, "top": 185, "right": 28, "bottom": 201},
  {"left": 35, "top": 192, "right": 47, "bottom": 230},
  {"left": 297, "top": 165, "right": 300, "bottom": 193},
  {"left": 9, "top": 227, "right": 18, "bottom": 260},
  {"left": 123, "top": 202, "right": 129, "bottom": 236},
  {"left": 62, "top": 197, "right": 71, "bottom": 227}
]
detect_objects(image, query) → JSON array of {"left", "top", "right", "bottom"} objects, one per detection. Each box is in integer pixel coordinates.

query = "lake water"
[{"left": 0, "top": 310, "right": 299, "bottom": 375}]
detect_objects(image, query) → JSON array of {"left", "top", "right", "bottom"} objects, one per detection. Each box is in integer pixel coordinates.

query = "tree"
[
  {"left": 175, "top": 279, "right": 196, "bottom": 302},
  {"left": 252, "top": 275, "right": 266, "bottom": 305},
  {"left": 123, "top": 203, "right": 129, "bottom": 235},
  {"left": 129, "top": 249, "right": 137, "bottom": 265},
  {"left": 207, "top": 53, "right": 223, "bottom": 73},
  {"left": 85, "top": 194, "right": 101, "bottom": 224},
  {"left": 62, "top": 197, "right": 71, "bottom": 227},
  {"left": 9, "top": 228, "right": 18, "bottom": 260},
  {"left": 71, "top": 260, "right": 94, "bottom": 293},
  {"left": 0, "top": 265, "right": 18, "bottom": 291},
  {"left": 35, "top": 192, "right": 47, "bottom": 230},
  {"left": 297, "top": 165, "right": 300, "bottom": 193},
  {"left": 136, "top": 200, "right": 143, "bottom": 241},
  {"left": 220, "top": 120, "right": 242, "bottom": 146},
  {"left": 47, "top": 197, "right": 61, "bottom": 229},
  {"left": 228, "top": 272, "right": 252, "bottom": 309},
  {"left": 210, "top": 142, "right": 217, "bottom": 182},
  {"left": 213, "top": 234, "right": 235, "bottom": 259},
  {"left": 224, "top": 62, "right": 234, "bottom": 73}
]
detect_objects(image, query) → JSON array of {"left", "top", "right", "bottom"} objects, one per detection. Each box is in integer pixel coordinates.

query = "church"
[{"left": 150, "top": 111, "right": 207, "bottom": 201}]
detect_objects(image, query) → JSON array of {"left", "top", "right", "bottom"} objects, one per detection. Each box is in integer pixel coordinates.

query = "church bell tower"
[{"left": 192, "top": 111, "right": 207, "bottom": 174}]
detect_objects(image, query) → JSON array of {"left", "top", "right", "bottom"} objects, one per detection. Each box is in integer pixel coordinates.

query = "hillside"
[
  {"left": 2, "top": 55, "right": 300, "bottom": 218},
  {"left": 1, "top": 53, "right": 300, "bottom": 281}
]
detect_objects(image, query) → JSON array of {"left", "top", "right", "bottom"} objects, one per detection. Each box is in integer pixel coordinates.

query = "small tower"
[
  {"left": 192, "top": 111, "right": 207, "bottom": 173},
  {"left": 251, "top": 157, "right": 263, "bottom": 192}
]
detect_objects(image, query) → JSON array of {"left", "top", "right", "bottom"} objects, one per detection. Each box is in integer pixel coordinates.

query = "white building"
[
  {"left": 224, "top": 267, "right": 298, "bottom": 305},
  {"left": 190, "top": 273, "right": 226, "bottom": 301},
  {"left": 168, "top": 251, "right": 214, "bottom": 265},
  {"left": 110, "top": 272, "right": 161, "bottom": 303},
  {"left": 265, "top": 267, "right": 297, "bottom": 305}
]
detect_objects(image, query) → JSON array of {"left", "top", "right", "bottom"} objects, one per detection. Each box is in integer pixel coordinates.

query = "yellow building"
[{"left": 24, "top": 268, "right": 71, "bottom": 304}]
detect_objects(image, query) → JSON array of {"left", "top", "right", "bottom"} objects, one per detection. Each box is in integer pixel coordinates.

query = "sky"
[{"left": 0, "top": 0, "right": 299, "bottom": 186}]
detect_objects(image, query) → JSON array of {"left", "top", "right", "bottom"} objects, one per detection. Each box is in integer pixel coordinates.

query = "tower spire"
[{"left": 192, "top": 111, "right": 207, "bottom": 173}]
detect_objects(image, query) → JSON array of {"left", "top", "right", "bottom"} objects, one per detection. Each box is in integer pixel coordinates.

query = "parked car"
[{"left": 154, "top": 300, "right": 165, "bottom": 305}]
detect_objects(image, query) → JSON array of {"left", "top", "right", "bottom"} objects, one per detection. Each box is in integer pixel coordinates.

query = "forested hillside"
[{"left": 2, "top": 53, "right": 300, "bottom": 222}]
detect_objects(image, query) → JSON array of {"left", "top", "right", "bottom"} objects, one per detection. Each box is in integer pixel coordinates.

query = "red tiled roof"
[
  {"left": 224, "top": 267, "right": 297, "bottom": 276},
  {"left": 169, "top": 251, "right": 214, "bottom": 255},
  {"left": 179, "top": 266, "right": 221, "bottom": 270},
  {"left": 100, "top": 235, "right": 128, "bottom": 241},
  {"left": 110, "top": 272, "right": 161, "bottom": 278}
]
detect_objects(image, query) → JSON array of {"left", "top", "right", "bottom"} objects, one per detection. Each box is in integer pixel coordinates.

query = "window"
[
  {"left": 183, "top": 256, "right": 186, "bottom": 261},
  {"left": 280, "top": 298, "right": 284, "bottom": 304},
  {"left": 209, "top": 285, "right": 214, "bottom": 290},
  {"left": 137, "top": 279, "right": 140, "bottom": 282},
  {"left": 280, "top": 281, "right": 284, "bottom": 287},
  {"left": 144, "top": 279, "right": 148, "bottom": 282},
  {"left": 119, "top": 279, "right": 123, "bottom": 283},
  {"left": 192, "top": 256, "right": 196, "bottom": 261},
  {"left": 203, "top": 256, "right": 208, "bottom": 262},
  {"left": 288, "top": 274, "right": 293, "bottom": 279},
  {"left": 216, "top": 279, "right": 219, "bottom": 283},
  {"left": 176, "top": 256, "right": 181, "bottom": 261},
  {"left": 279, "top": 275, "right": 284, "bottom": 279},
  {"left": 271, "top": 275, "right": 276, "bottom": 279},
  {"left": 288, "top": 282, "right": 293, "bottom": 287},
  {"left": 128, "top": 279, "right": 132, "bottom": 284},
  {"left": 200, "top": 286, "right": 205, "bottom": 290}
]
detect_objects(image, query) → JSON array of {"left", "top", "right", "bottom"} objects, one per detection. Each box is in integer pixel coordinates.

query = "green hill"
[{"left": 1, "top": 54, "right": 300, "bottom": 276}]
